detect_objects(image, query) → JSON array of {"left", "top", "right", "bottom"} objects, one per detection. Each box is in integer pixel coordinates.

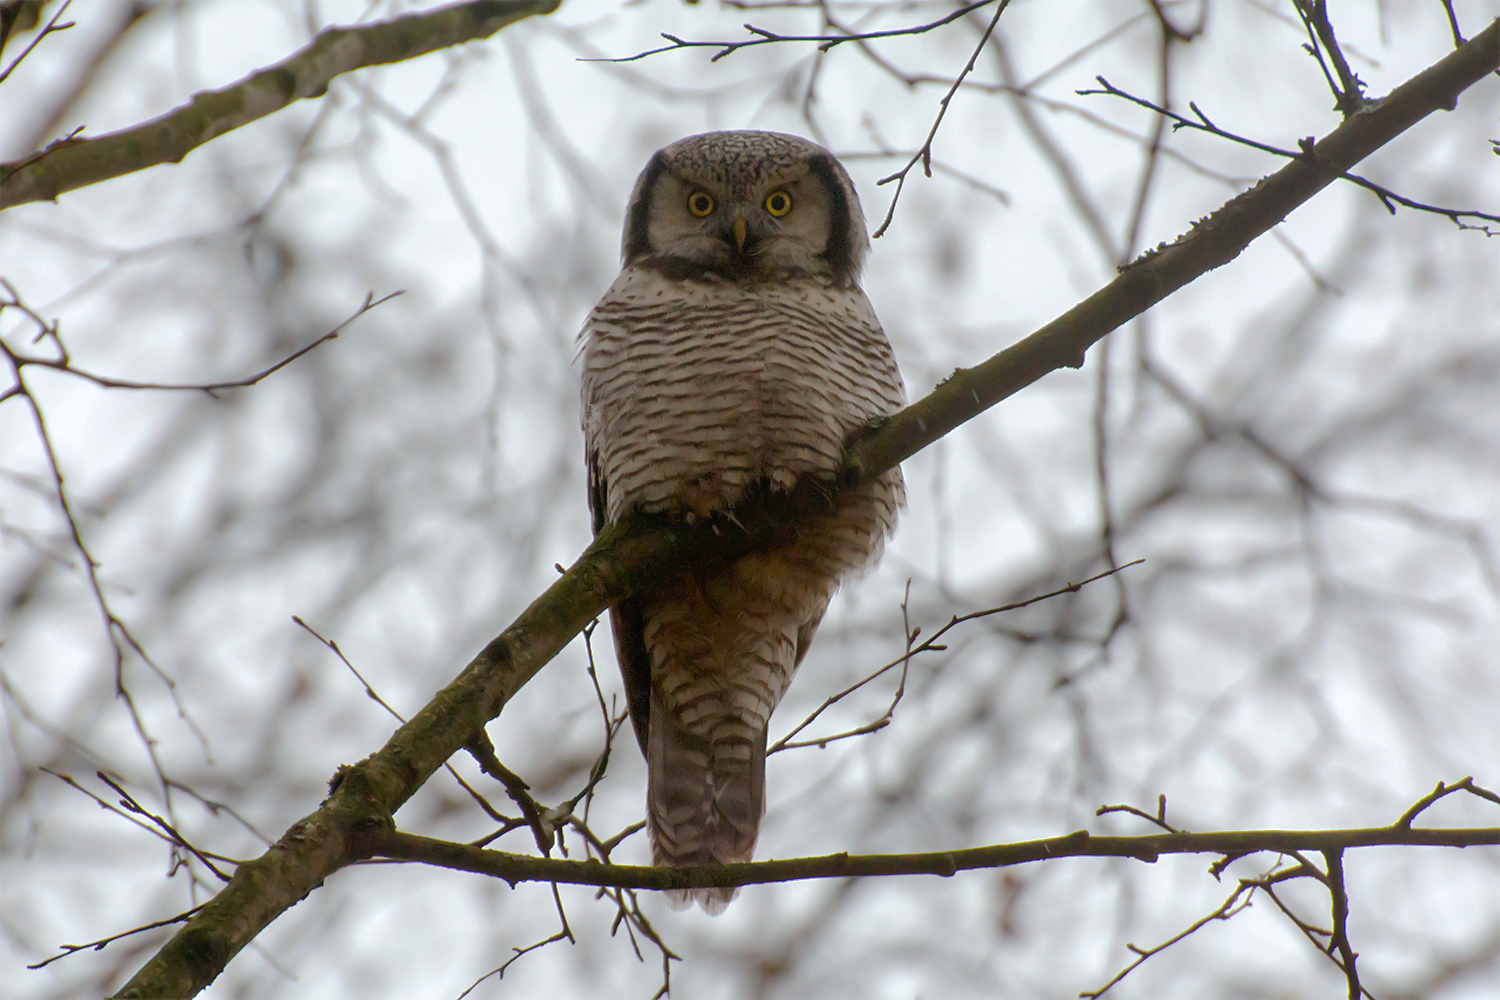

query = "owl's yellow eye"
[
  {"left": 764, "top": 190, "right": 793, "bottom": 217},
  {"left": 686, "top": 191, "right": 715, "bottom": 217}
]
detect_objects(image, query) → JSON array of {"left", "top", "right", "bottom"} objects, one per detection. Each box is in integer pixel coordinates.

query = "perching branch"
[
  {"left": 109, "top": 19, "right": 1500, "bottom": 1000},
  {"left": 0, "top": 0, "right": 559, "bottom": 209}
]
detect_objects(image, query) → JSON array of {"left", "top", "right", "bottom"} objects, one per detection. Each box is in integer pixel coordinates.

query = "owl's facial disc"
[{"left": 623, "top": 132, "right": 869, "bottom": 287}]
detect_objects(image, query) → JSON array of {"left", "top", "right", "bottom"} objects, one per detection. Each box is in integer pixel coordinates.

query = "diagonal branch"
[
  {"left": 109, "top": 18, "right": 1500, "bottom": 1000},
  {"left": 0, "top": 0, "right": 559, "bottom": 210}
]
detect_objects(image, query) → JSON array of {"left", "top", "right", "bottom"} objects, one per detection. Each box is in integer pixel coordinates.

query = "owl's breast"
[{"left": 582, "top": 267, "right": 904, "bottom": 524}]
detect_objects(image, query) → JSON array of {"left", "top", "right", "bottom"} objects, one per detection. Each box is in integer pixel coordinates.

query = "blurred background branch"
[{"left": 0, "top": 0, "right": 559, "bottom": 208}]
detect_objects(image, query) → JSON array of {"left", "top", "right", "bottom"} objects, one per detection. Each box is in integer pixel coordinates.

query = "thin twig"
[
  {"left": 454, "top": 887, "right": 573, "bottom": 1000},
  {"left": 27, "top": 905, "right": 206, "bottom": 971},
  {"left": 769, "top": 560, "right": 1142, "bottom": 754},
  {"left": 1291, "top": 0, "right": 1366, "bottom": 114},
  {"left": 1, "top": 289, "right": 207, "bottom": 808},
  {"left": 1440, "top": 0, "right": 1467, "bottom": 46},
  {"left": 1097, "top": 793, "right": 1182, "bottom": 834},
  {"left": 1395, "top": 776, "right": 1500, "bottom": 828},
  {"left": 1256, "top": 878, "right": 1378, "bottom": 999},
  {"left": 871, "top": 0, "right": 1014, "bottom": 237},
  {"left": 369, "top": 821, "right": 1500, "bottom": 893},
  {"left": 94, "top": 773, "right": 236, "bottom": 882},
  {"left": 596, "top": 0, "right": 996, "bottom": 63},
  {"left": 1080, "top": 77, "right": 1500, "bottom": 236},
  {"left": 0, "top": 0, "right": 73, "bottom": 86},
  {"left": 3, "top": 290, "right": 402, "bottom": 396},
  {"left": 1081, "top": 883, "right": 1254, "bottom": 998},
  {"left": 292, "top": 615, "right": 511, "bottom": 825}
]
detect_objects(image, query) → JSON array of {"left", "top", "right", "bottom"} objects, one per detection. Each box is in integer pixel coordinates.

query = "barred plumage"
[{"left": 580, "top": 131, "right": 904, "bottom": 913}]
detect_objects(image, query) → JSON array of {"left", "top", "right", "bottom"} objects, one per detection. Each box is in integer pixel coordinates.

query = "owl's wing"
[
  {"left": 589, "top": 449, "right": 654, "bottom": 759},
  {"left": 794, "top": 606, "right": 826, "bottom": 669}
]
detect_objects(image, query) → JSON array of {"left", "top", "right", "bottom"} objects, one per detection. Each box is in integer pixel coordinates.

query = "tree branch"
[
  {"left": 598, "top": 0, "right": 997, "bottom": 64},
  {"left": 362, "top": 824, "right": 1500, "bottom": 893},
  {"left": 0, "top": 0, "right": 559, "bottom": 209},
  {"left": 1078, "top": 77, "right": 1500, "bottom": 234},
  {"left": 109, "top": 18, "right": 1500, "bottom": 999}
]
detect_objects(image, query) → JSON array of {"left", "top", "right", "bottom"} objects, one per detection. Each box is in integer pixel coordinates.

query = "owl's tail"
[{"left": 646, "top": 688, "right": 766, "bottom": 915}]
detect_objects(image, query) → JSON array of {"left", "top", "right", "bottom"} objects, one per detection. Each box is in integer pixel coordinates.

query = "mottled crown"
[{"left": 622, "top": 130, "right": 871, "bottom": 286}]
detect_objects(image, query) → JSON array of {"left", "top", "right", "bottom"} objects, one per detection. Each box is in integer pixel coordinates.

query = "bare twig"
[
  {"left": 2, "top": 289, "right": 402, "bottom": 396},
  {"left": 770, "top": 561, "right": 1142, "bottom": 753},
  {"left": 597, "top": 0, "right": 996, "bottom": 63},
  {"left": 1291, "top": 0, "right": 1367, "bottom": 114},
  {"left": 1255, "top": 875, "right": 1377, "bottom": 999},
  {"left": 1080, "top": 77, "right": 1500, "bottom": 236},
  {"left": 292, "top": 616, "right": 513, "bottom": 826},
  {"left": 94, "top": 773, "right": 236, "bottom": 882},
  {"left": 468, "top": 740, "right": 557, "bottom": 855},
  {"left": 2, "top": 289, "right": 203, "bottom": 808},
  {"left": 0, "top": 283, "right": 395, "bottom": 845},
  {"left": 1097, "top": 793, "right": 1182, "bottom": 834},
  {"left": 1087, "top": 838, "right": 1371, "bottom": 1000},
  {"left": 0, "top": 0, "right": 72, "bottom": 86},
  {"left": 1081, "top": 883, "right": 1254, "bottom": 998},
  {"left": 454, "top": 883, "right": 574, "bottom": 999},
  {"left": 26, "top": 905, "right": 206, "bottom": 971},
  {"left": 871, "top": 0, "right": 1013, "bottom": 237},
  {"left": 574, "top": 620, "right": 627, "bottom": 831},
  {"left": 1395, "top": 776, "right": 1500, "bottom": 828},
  {"left": 1440, "top": 0, "right": 1467, "bottom": 47},
  {"left": 598, "top": 821, "right": 648, "bottom": 857},
  {"left": 367, "top": 820, "right": 1500, "bottom": 894}
]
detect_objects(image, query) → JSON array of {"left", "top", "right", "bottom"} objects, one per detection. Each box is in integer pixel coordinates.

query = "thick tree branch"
[
  {"left": 111, "top": 19, "right": 1500, "bottom": 999},
  {"left": 0, "top": 0, "right": 559, "bottom": 210}
]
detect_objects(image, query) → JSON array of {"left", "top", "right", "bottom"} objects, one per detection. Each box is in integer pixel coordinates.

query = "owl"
[{"left": 579, "top": 131, "right": 905, "bottom": 912}]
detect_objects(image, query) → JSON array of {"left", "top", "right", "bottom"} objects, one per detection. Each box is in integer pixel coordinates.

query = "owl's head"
[{"left": 621, "top": 131, "right": 870, "bottom": 287}]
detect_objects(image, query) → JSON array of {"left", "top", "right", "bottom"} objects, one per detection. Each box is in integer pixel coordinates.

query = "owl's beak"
[{"left": 732, "top": 216, "right": 747, "bottom": 253}]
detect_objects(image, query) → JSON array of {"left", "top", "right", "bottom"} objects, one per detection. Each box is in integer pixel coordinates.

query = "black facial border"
[
  {"left": 807, "top": 153, "right": 856, "bottom": 286},
  {"left": 623, "top": 151, "right": 669, "bottom": 264}
]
